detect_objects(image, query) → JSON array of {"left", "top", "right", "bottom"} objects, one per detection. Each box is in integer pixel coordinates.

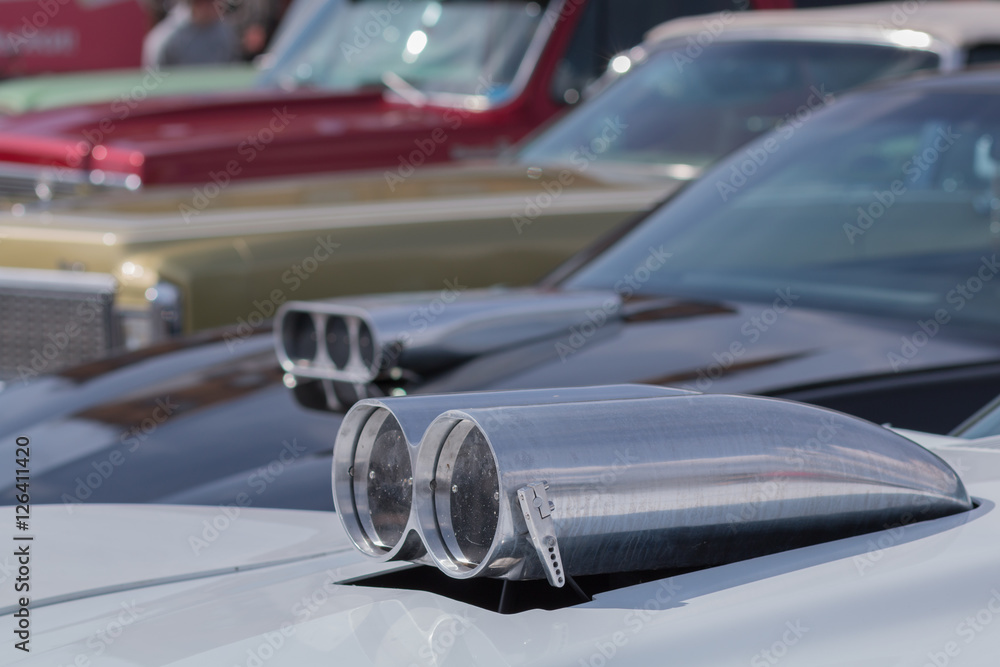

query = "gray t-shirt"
[
  {"left": 142, "top": 4, "right": 189, "bottom": 68},
  {"left": 153, "top": 19, "right": 241, "bottom": 67}
]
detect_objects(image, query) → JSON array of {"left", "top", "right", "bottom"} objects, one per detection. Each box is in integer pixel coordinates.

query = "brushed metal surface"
[{"left": 413, "top": 393, "right": 972, "bottom": 581}]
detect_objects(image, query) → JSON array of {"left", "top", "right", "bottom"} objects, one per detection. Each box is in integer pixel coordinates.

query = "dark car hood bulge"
[{"left": 2, "top": 288, "right": 998, "bottom": 511}]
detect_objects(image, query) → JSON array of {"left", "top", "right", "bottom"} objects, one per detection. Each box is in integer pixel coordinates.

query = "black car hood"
[
  {"left": 415, "top": 291, "right": 987, "bottom": 395},
  {"left": 2, "top": 288, "right": 999, "bottom": 510}
]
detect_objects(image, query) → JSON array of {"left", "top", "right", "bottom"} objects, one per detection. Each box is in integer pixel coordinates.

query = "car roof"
[{"left": 647, "top": 1, "right": 1000, "bottom": 49}]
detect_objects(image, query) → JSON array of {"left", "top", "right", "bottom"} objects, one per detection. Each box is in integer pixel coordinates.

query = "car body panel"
[
  {"left": 0, "top": 505, "right": 353, "bottom": 608},
  {"left": 0, "top": 436, "right": 998, "bottom": 665},
  {"left": 0, "top": 163, "right": 670, "bottom": 333},
  {"left": 0, "top": 87, "right": 527, "bottom": 182},
  {"left": 0, "top": 0, "right": 578, "bottom": 190}
]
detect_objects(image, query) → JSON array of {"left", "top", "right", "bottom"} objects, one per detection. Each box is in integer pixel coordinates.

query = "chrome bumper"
[{"left": 0, "top": 161, "right": 137, "bottom": 205}]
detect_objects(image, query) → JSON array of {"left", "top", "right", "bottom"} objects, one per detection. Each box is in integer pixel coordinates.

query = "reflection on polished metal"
[
  {"left": 333, "top": 385, "right": 693, "bottom": 562},
  {"left": 413, "top": 393, "right": 971, "bottom": 585}
]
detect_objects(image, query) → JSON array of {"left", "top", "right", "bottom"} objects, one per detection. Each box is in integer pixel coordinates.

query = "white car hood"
[
  {"left": 0, "top": 505, "right": 368, "bottom": 611},
  {"left": 3, "top": 436, "right": 1000, "bottom": 666}
]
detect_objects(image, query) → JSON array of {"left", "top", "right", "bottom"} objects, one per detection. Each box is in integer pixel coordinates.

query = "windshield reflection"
[
  {"left": 564, "top": 89, "right": 1000, "bottom": 330},
  {"left": 517, "top": 40, "right": 939, "bottom": 176},
  {"left": 259, "top": 0, "right": 546, "bottom": 99}
]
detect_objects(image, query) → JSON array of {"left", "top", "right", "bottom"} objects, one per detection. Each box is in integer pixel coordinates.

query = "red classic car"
[{"left": 0, "top": 0, "right": 790, "bottom": 200}]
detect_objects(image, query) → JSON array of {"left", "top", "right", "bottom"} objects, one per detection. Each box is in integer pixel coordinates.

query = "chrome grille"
[
  {"left": 0, "top": 268, "right": 118, "bottom": 382},
  {"left": 0, "top": 162, "right": 90, "bottom": 204}
]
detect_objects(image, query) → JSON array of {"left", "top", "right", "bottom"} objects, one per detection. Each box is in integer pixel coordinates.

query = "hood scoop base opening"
[{"left": 344, "top": 563, "right": 695, "bottom": 615}]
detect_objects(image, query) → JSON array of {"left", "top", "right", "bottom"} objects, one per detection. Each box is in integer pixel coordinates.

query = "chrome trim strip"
[{"left": 0, "top": 266, "right": 118, "bottom": 294}]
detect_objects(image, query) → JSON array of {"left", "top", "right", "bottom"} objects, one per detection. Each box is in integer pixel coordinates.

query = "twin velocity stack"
[{"left": 332, "top": 385, "right": 971, "bottom": 588}]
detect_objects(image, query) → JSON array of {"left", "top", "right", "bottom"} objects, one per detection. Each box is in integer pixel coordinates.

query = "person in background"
[
  {"left": 143, "top": 0, "right": 241, "bottom": 67},
  {"left": 220, "top": 0, "right": 277, "bottom": 60},
  {"left": 142, "top": 1, "right": 187, "bottom": 66}
]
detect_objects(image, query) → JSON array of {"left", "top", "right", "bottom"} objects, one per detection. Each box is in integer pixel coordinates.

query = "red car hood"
[{"left": 0, "top": 87, "right": 492, "bottom": 186}]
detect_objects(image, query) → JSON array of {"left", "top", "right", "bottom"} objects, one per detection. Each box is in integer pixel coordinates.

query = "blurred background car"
[
  {"left": 3, "top": 66, "right": 1000, "bottom": 510},
  {"left": 2, "top": 2, "right": 994, "bottom": 379},
  {"left": 0, "top": 0, "right": 331, "bottom": 114},
  {"left": 0, "top": 0, "right": 749, "bottom": 200}
]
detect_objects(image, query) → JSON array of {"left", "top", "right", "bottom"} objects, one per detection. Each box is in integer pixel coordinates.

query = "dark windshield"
[
  {"left": 259, "top": 0, "right": 546, "bottom": 98},
  {"left": 563, "top": 88, "right": 1000, "bottom": 329},
  {"left": 517, "top": 40, "right": 939, "bottom": 177}
]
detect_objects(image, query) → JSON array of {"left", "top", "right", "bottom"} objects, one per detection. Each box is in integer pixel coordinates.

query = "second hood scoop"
[{"left": 274, "top": 289, "right": 623, "bottom": 383}]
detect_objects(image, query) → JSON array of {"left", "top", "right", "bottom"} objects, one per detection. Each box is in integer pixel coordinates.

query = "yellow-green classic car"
[
  {"left": 3, "top": 2, "right": 999, "bottom": 380},
  {"left": 0, "top": 162, "right": 666, "bottom": 371}
]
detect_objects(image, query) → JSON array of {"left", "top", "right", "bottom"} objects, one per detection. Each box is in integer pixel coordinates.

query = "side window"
[{"left": 549, "top": 0, "right": 745, "bottom": 105}]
